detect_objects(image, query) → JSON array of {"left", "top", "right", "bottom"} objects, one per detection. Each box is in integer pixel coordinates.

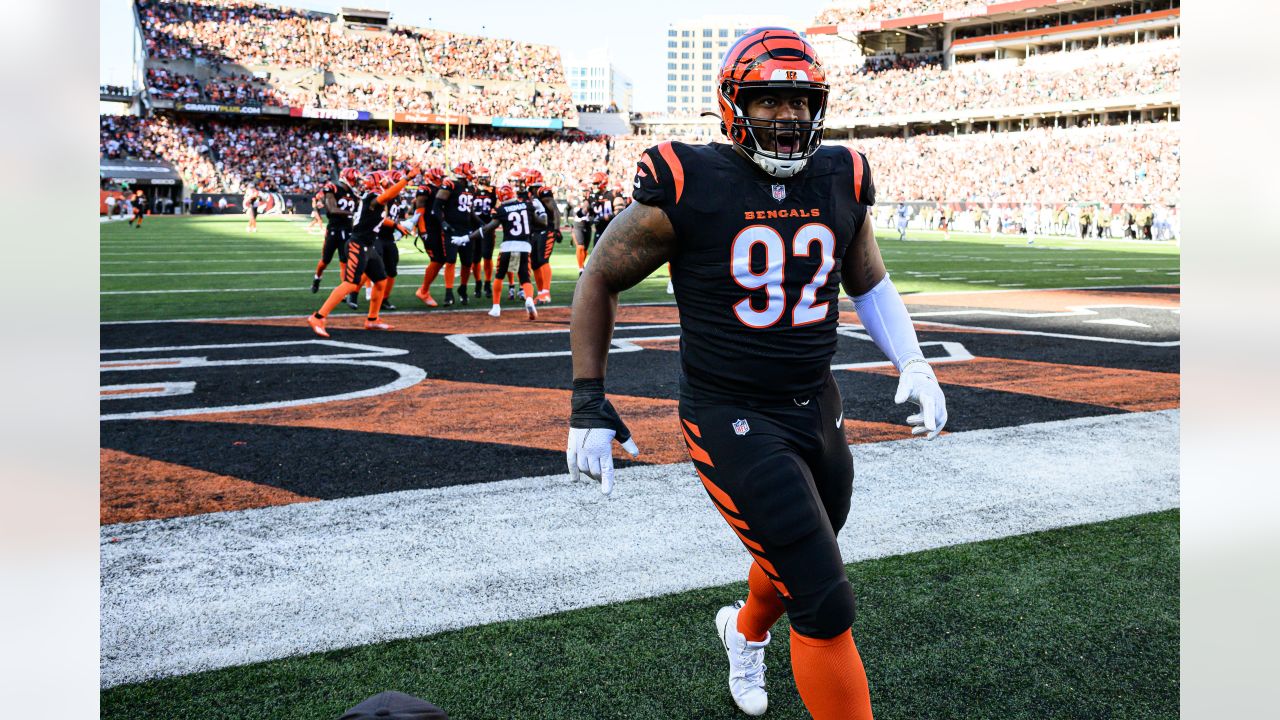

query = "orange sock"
[
  {"left": 492, "top": 278, "right": 503, "bottom": 300},
  {"left": 385, "top": 277, "right": 396, "bottom": 300},
  {"left": 483, "top": 257, "right": 493, "bottom": 282},
  {"left": 315, "top": 260, "right": 327, "bottom": 277},
  {"left": 420, "top": 261, "right": 442, "bottom": 292},
  {"left": 521, "top": 281, "right": 535, "bottom": 300},
  {"left": 460, "top": 263, "right": 472, "bottom": 286},
  {"left": 576, "top": 245, "right": 587, "bottom": 269},
  {"left": 790, "top": 628, "right": 874, "bottom": 720},
  {"left": 444, "top": 263, "right": 455, "bottom": 289},
  {"left": 368, "top": 279, "right": 387, "bottom": 320},
  {"left": 317, "top": 281, "right": 359, "bottom": 318},
  {"left": 737, "top": 562, "right": 785, "bottom": 642},
  {"left": 536, "top": 264, "right": 552, "bottom": 295}
]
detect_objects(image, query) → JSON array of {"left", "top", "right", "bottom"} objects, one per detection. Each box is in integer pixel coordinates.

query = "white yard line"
[{"left": 100, "top": 410, "right": 1180, "bottom": 687}]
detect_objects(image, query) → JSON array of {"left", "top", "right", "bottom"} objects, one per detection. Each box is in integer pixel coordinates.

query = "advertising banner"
[
  {"left": 393, "top": 112, "right": 470, "bottom": 125},
  {"left": 290, "top": 106, "right": 371, "bottom": 121},
  {"left": 490, "top": 117, "right": 564, "bottom": 130}
]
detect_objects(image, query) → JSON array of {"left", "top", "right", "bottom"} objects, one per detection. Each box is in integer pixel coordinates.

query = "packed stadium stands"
[
  {"left": 103, "top": 0, "right": 1180, "bottom": 231},
  {"left": 134, "top": 0, "right": 576, "bottom": 120}
]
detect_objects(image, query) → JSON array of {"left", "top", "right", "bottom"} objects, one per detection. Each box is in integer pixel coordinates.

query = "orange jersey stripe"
[
  {"left": 696, "top": 468, "right": 741, "bottom": 515},
  {"left": 657, "top": 141, "right": 685, "bottom": 204},
  {"left": 846, "top": 147, "right": 865, "bottom": 204},
  {"left": 681, "top": 424, "right": 713, "bottom": 466},
  {"left": 682, "top": 418, "right": 701, "bottom": 438},
  {"left": 749, "top": 549, "right": 783, "bottom": 586},
  {"left": 713, "top": 503, "right": 764, "bottom": 553}
]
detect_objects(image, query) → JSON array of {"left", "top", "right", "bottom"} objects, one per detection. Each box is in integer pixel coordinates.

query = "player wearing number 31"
[{"left": 567, "top": 27, "right": 946, "bottom": 720}]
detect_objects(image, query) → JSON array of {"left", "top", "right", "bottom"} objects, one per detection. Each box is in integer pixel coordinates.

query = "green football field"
[
  {"left": 101, "top": 511, "right": 1178, "bottom": 720},
  {"left": 99, "top": 215, "right": 1180, "bottom": 323}
]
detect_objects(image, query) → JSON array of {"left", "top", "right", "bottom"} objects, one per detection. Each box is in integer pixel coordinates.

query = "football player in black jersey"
[
  {"left": 312, "top": 168, "right": 360, "bottom": 299},
  {"left": 128, "top": 190, "right": 146, "bottom": 229},
  {"left": 374, "top": 170, "right": 415, "bottom": 312},
  {"left": 567, "top": 28, "right": 948, "bottom": 720},
  {"left": 469, "top": 167, "right": 497, "bottom": 299},
  {"left": 460, "top": 184, "right": 546, "bottom": 320},
  {"left": 432, "top": 162, "right": 480, "bottom": 306},
  {"left": 522, "top": 168, "right": 560, "bottom": 304},
  {"left": 413, "top": 167, "right": 447, "bottom": 307},
  {"left": 309, "top": 166, "right": 419, "bottom": 338}
]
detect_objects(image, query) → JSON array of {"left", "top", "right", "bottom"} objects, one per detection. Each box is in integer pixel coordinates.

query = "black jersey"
[
  {"left": 633, "top": 141, "right": 875, "bottom": 402},
  {"left": 325, "top": 182, "right": 357, "bottom": 228},
  {"left": 495, "top": 197, "right": 547, "bottom": 247},
  {"left": 472, "top": 186, "right": 496, "bottom": 222},
  {"left": 440, "top": 178, "right": 477, "bottom": 231},
  {"left": 378, "top": 195, "right": 412, "bottom": 241},
  {"left": 528, "top": 184, "right": 558, "bottom": 231},
  {"left": 588, "top": 190, "right": 614, "bottom": 224},
  {"left": 350, "top": 191, "right": 388, "bottom": 245}
]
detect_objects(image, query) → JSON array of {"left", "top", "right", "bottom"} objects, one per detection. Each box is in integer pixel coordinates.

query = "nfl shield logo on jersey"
[
  {"left": 771, "top": 184, "right": 787, "bottom": 203},
  {"left": 732, "top": 418, "right": 751, "bottom": 436}
]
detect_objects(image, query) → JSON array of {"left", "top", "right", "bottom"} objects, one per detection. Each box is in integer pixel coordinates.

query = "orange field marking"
[
  {"left": 170, "top": 379, "right": 695, "bottom": 466},
  {"left": 852, "top": 357, "right": 1179, "bottom": 412},
  {"left": 100, "top": 448, "right": 317, "bottom": 525},
  {"left": 101, "top": 386, "right": 161, "bottom": 397}
]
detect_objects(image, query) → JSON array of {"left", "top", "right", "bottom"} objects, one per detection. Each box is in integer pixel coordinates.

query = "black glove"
[{"left": 568, "top": 378, "right": 639, "bottom": 495}]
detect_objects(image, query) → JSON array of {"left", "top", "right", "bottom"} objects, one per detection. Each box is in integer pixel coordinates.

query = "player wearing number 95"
[{"left": 567, "top": 27, "right": 947, "bottom": 720}]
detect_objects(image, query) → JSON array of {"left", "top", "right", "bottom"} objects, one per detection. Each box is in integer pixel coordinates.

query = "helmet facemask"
[{"left": 723, "top": 83, "right": 827, "bottom": 179}]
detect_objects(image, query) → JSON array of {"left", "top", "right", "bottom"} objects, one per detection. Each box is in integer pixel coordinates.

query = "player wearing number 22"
[{"left": 568, "top": 27, "right": 948, "bottom": 720}]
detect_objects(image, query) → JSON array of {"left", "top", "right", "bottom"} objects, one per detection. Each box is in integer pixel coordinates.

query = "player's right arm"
[
  {"left": 570, "top": 201, "right": 676, "bottom": 380},
  {"left": 566, "top": 201, "right": 675, "bottom": 495}
]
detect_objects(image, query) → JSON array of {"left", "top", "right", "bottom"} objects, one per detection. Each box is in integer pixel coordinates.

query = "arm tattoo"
[{"left": 584, "top": 203, "right": 676, "bottom": 293}]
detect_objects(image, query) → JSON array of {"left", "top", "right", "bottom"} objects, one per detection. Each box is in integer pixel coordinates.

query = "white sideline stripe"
[{"left": 100, "top": 410, "right": 1180, "bottom": 687}]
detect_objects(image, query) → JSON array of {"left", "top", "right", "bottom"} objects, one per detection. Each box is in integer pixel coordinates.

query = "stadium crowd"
[
  {"left": 145, "top": 67, "right": 310, "bottom": 106},
  {"left": 317, "top": 82, "right": 577, "bottom": 119},
  {"left": 825, "top": 46, "right": 1179, "bottom": 117},
  {"left": 137, "top": 0, "right": 321, "bottom": 67},
  {"left": 137, "top": 0, "right": 569, "bottom": 85},
  {"left": 100, "top": 113, "right": 1178, "bottom": 208},
  {"left": 815, "top": 0, "right": 987, "bottom": 26}
]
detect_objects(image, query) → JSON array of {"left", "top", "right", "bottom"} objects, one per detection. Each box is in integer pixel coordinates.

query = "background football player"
[
  {"left": 432, "top": 162, "right": 480, "bottom": 306},
  {"left": 312, "top": 169, "right": 360, "bottom": 310},
  {"left": 461, "top": 184, "right": 546, "bottom": 319},
  {"left": 566, "top": 28, "right": 948, "bottom": 720},
  {"left": 309, "top": 165, "right": 419, "bottom": 337},
  {"left": 413, "top": 166, "right": 447, "bottom": 307}
]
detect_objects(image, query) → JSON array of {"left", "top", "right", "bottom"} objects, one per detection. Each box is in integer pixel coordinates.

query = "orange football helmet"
[
  {"left": 452, "top": 162, "right": 475, "bottom": 181},
  {"left": 716, "top": 27, "right": 828, "bottom": 178},
  {"left": 496, "top": 185, "right": 517, "bottom": 203},
  {"left": 590, "top": 171, "right": 608, "bottom": 190},
  {"left": 339, "top": 167, "right": 362, "bottom": 188}
]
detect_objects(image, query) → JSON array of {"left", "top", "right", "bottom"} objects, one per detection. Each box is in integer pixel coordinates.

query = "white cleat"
[
  {"left": 716, "top": 602, "right": 769, "bottom": 716},
  {"left": 524, "top": 297, "right": 538, "bottom": 320},
  {"left": 488, "top": 304, "right": 501, "bottom": 318}
]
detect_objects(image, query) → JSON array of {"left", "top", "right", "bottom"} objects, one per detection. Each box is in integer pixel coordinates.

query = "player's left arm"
[{"left": 842, "top": 216, "right": 948, "bottom": 439}]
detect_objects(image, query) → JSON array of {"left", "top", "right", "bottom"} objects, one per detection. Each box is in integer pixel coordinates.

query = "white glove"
[
  {"left": 451, "top": 234, "right": 470, "bottom": 246},
  {"left": 567, "top": 427, "right": 640, "bottom": 496},
  {"left": 894, "top": 359, "right": 947, "bottom": 439}
]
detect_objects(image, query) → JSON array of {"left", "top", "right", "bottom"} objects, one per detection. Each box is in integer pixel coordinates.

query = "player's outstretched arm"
[
  {"left": 842, "top": 219, "right": 948, "bottom": 439},
  {"left": 567, "top": 202, "right": 677, "bottom": 494}
]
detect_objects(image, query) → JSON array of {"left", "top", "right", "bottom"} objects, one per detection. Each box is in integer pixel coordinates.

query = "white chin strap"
[{"left": 752, "top": 154, "right": 808, "bottom": 179}]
